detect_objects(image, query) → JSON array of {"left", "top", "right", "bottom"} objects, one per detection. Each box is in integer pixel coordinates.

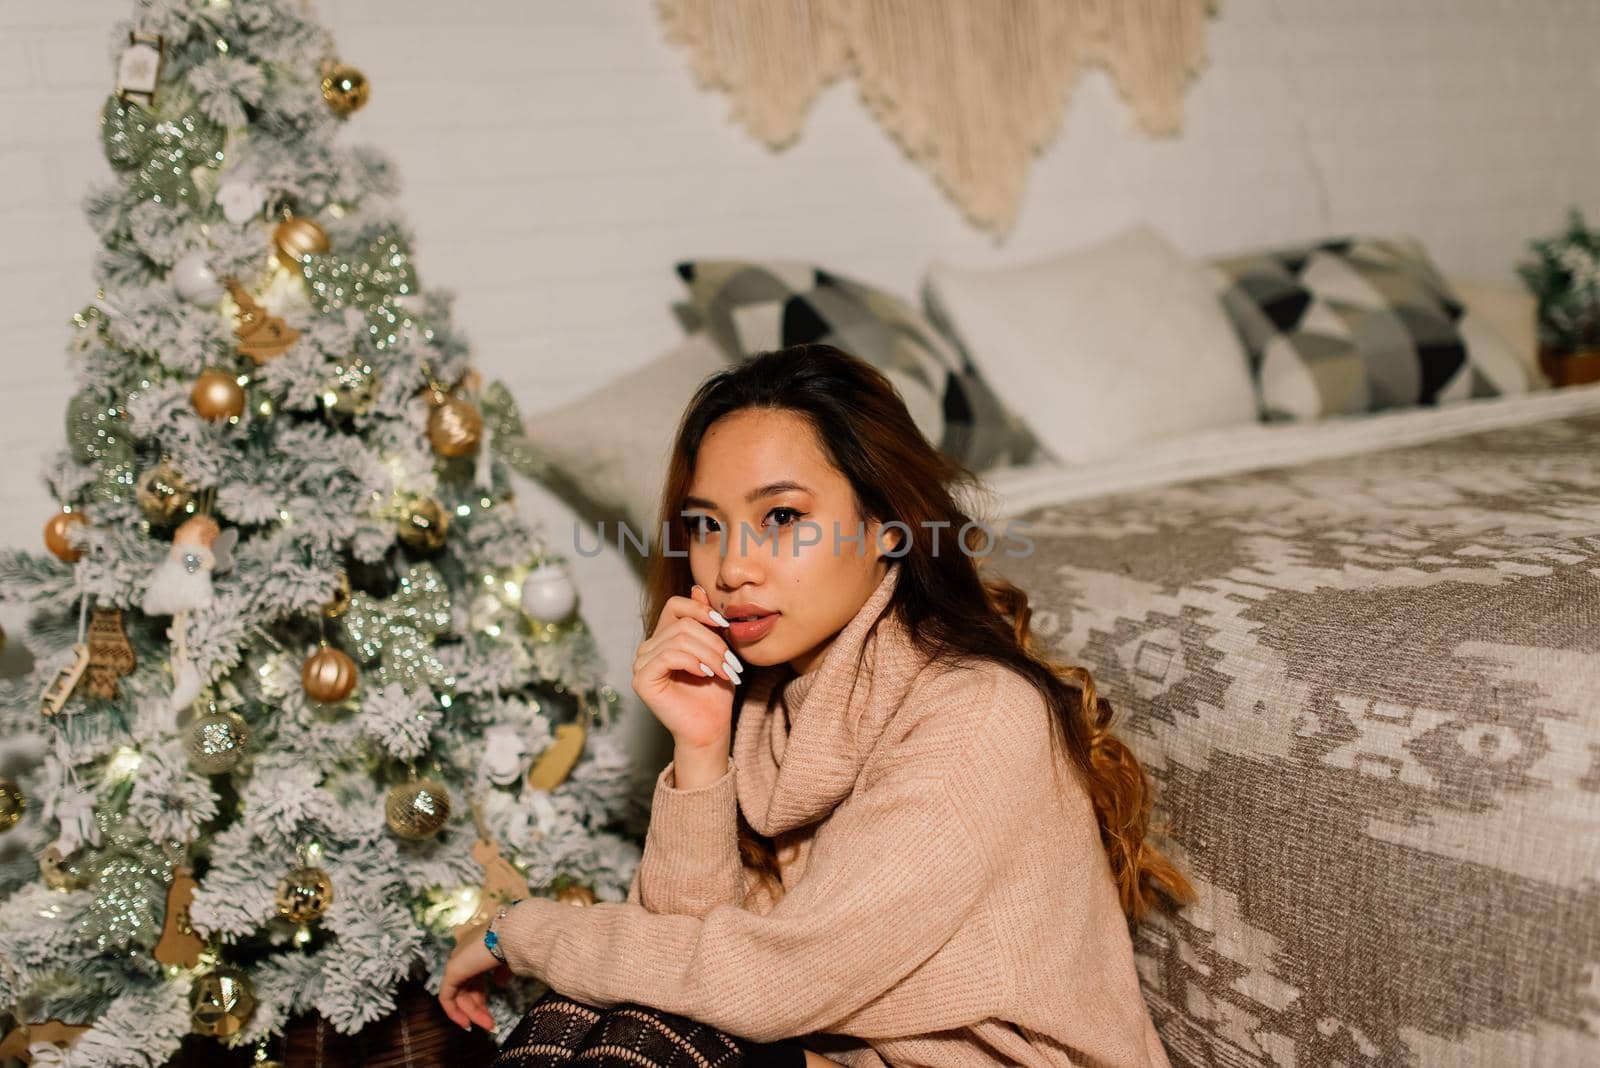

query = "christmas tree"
[{"left": 0, "top": 1, "right": 647, "bottom": 1063}]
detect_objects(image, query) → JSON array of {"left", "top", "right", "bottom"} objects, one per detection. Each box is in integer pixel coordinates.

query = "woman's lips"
[{"left": 727, "top": 612, "right": 779, "bottom": 642}]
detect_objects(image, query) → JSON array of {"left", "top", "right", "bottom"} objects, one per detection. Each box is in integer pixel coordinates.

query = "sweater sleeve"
[
  {"left": 623, "top": 758, "right": 745, "bottom": 917},
  {"left": 493, "top": 747, "right": 994, "bottom": 1044}
]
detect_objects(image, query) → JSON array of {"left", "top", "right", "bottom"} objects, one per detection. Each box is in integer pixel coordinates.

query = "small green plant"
[{"left": 1517, "top": 206, "right": 1600, "bottom": 353}]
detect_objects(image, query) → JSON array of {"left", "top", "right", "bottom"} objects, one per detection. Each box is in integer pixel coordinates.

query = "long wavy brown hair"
[{"left": 639, "top": 342, "right": 1195, "bottom": 923}]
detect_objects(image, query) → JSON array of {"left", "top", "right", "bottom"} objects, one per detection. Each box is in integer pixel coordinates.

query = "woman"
[{"left": 441, "top": 343, "right": 1195, "bottom": 1066}]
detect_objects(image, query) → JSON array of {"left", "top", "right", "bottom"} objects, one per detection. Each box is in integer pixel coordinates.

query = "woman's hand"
[
  {"left": 438, "top": 933, "right": 509, "bottom": 1033},
  {"left": 632, "top": 583, "right": 741, "bottom": 750}
]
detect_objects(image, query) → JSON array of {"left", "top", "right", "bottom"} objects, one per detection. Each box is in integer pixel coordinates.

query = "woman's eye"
[
  {"left": 682, "top": 514, "right": 719, "bottom": 538},
  {"left": 768, "top": 507, "right": 803, "bottom": 527}
]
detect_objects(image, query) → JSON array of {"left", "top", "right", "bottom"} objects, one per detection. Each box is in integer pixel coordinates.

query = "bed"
[{"left": 969, "top": 379, "right": 1600, "bottom": 1067}]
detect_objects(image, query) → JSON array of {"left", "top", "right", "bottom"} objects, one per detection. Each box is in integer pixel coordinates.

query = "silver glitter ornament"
[
  {"left": 81, "top": 809, "right": 180, "bottom": 953},
  {"left": 69, "top": 391, "right": 141, "bottom": 507},
  {"left": 338, "top": 563, "right": 454, "bottom": 693},
  {"left": 65, "top": 391, "right": 129, "bottom": 463},
  {"left": 185, "top": 708, "right": 250, "bottom": 774},
  {"left": 299, "top": 232, "right": 420, "bottom": 349},
  {"left": 99, "top": 94, "right": 225, "bottom": 205}
]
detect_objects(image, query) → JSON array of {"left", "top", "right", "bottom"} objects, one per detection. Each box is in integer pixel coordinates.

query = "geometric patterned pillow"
[
  {"left": 673, "top": 259, "right": 1048, "bottom": 471},
  {"left": 1206, "top": 235, "right": 1536, "bottom": 421}
]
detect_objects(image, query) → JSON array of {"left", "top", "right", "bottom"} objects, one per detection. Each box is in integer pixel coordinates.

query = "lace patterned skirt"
[{"left": 487, "top": 989, "right": 810, "bottom": 1067}]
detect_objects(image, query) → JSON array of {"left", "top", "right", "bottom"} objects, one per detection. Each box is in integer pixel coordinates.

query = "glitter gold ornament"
[
  {"left": 0, "top": 778, "right": 24, "bottom": 832},
  {"left": 396, "top": 497, "right": 449, "bottom": 554},
  {"left": 322, "top": 570, "right": 351, "bottom": 618},
  {"left": 44, "top": 510, "right": 88, "bottom": 562},
  {"left": 301, "top": 645, "right": 357, "bottom": 703},
  {"left": 322, "top": 359, "right": 379, "bottom": 416},
  {"left": 275, "top": 865, "right": 334, "bottom": 923},
  {"left": 425, "top": 384, "right": 483, "bottom": 458},
  {"left": 135, "top": 460, "right": 195, "bottom": 526},
  {"left": 385, "top": 777, "right": 451, "bottom": 840},
  {"left": 190, "top": 965, "right": 255, "bottom": 1038},
  {"left": 40, "top": 844, "right": 90, "bottom": 891},
  {"left": 272, "top": 216, "right": 330, "bottom": 269},
  {"left": 555, "top": 883, "right": 597, "bottom": 907},
  {"left": 185, "top": 708, "right": 250, "bottom": 774},
  {"left": 191, "top": 369, "right": 245, "bottom": 421},
  {"left": 320, "top": 63, "right": 370, "bottom": 116}
]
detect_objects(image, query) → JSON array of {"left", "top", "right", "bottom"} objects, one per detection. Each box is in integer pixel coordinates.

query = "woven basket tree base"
[{"left": 168, "top": 978, "right": 499, "bottom": 1068}]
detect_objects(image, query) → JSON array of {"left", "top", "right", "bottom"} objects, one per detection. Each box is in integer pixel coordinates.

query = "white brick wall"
[{"left": 3, "top": 0, "right": 1598, "bottom": 726}]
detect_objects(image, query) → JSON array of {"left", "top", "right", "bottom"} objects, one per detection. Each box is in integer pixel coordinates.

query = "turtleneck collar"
[{"left": 732, "top": 561, "right": 929, "bottom": 836}]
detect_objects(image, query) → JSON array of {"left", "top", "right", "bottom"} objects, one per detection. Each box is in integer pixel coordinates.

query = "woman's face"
[{"left": 681, "top": 407, "right": 898, "bottom": 677}]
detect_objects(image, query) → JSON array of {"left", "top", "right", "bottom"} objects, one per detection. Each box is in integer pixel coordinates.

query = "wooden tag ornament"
[
  {"left": 226, "top": 278, "right": 299, "bottom": 363},
  {"left": 40, "top": 644, "right": 91, "bottom": 717},
  {"left": 450, "top": 837, "right": 529, "bottom": 951},
  {"left": 84, "top": 606, "right": 136, "bottom": 699},
  {"left": 153, "top": 865, "right": 204, "bottom": 968},
  {"left": 526, "top": 720, "right": 587, "bottom": 791},
  {"left": 0, "top": 1019, "right": 92, "bottom": 1063}
]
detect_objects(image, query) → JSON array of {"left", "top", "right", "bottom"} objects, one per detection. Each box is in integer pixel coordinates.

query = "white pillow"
[{"left": 923, "top": 223, "right": 1259, "bottom": 464}]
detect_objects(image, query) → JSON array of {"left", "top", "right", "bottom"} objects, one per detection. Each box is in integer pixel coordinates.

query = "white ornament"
[
  {"left": 141, "top": 528, "right": 238, "bottom": 617},
  {"left": 215, "top": 176, "right": 266, "bottom": 224},
  {"left": 520, "top": 562, "right": 577, "bottom": 623},
  {"left": 170, "top": 249, "right": 223, "bottom": 304},
  {"left": 483, "top": 725, "right": 531, "bottom": 787}
]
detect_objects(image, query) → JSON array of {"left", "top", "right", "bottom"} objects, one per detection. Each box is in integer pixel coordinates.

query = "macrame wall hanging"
[{"left": 657, "top": 0, "right": 1222, "bottom": 238}]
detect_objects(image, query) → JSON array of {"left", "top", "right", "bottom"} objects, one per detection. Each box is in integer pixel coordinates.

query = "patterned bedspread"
[{"left": 986, "top": 410, "right": 1600, "bottom": 1067}]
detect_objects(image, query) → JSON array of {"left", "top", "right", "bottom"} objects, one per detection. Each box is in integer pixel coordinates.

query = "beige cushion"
[
  {"left": 1446, "top": 275, "right": 1550, "bottom": 388},
  {"left": 924, "top": 223, "right": 1259, "bottom": 464},
  {"left": 519, "top": 332, "right": 726, "bottom": 565}
]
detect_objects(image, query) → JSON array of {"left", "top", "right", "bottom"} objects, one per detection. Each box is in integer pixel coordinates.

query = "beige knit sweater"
[{"left": 495, "top": 562, "right": 1173, "bottom": 1067}]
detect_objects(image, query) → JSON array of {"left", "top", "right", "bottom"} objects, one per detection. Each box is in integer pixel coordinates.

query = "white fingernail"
[
  {"left": 725, "top": 649, "right": 744, "bottom": 673},
  {"left": 697, "top": 661, "right": 714, "bottom": 677},
  {"left": 709, "top": 610, "right": 730, "bottom": 627},
  {"left": 726, "top": 662, "right": 742, "bottom": 685}
]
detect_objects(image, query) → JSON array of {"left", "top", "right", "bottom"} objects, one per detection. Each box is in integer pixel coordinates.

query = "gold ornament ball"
[
  {"left": 40, "top": 844, "right": 90, "bottom": 891},
  {"left": 301, "top": 646, "right": 358, "bottom": 703},
  {"left": 385, "top": 778, "right": 451, "bottom": 840},
  {"left": 191, "top": 369, "right": 245, "bottom": 422},
  {"left": 0, "top": 777, "right": 24, "bottom": 833},
  {"left": 323, "top": 360, "right": 379, "bottom": 416},
  {"left": 43, "top": 510, "right": 89, "bottom": 562},
  {"left": 185, "top": 708, "right": 251, "bottom": 775},
  {"left": 275, "top": 864, "right": 335, "bottom": 924},
  {"left": 396, "top": 497, "right": 450, "bottom": 554},
  {"left": 272, "top": 216, "right": 330, "bottom": 268},
  {"left": 321, "top": 63, "right": 370, "bottom": 116},
  {"left": 555, "top": 884, "right": 598, "bottom": 907},
  {"left": 427, "top": 396, "right": 483, "bottom": 458},
  {"left": 190, "top": 965, "right": 256, "bottom": 1038},
  {"left": 322, "top": 570, "right": 352, "bottom": 619},
  {"left": 135, "top": 460, "right": 196, "bottom": 526}
]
